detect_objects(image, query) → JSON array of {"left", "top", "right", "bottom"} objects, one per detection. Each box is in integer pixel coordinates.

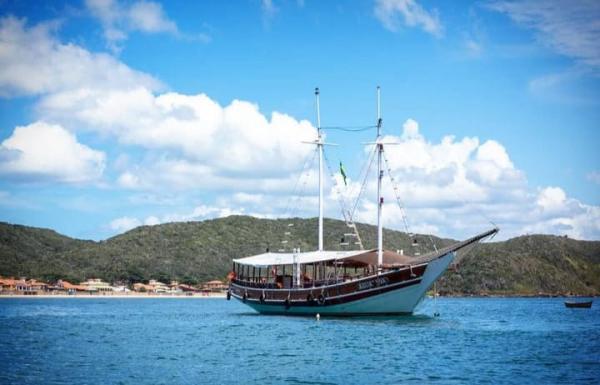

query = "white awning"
[
  {"left": 232, "top": 250, "right": 369, "bottom": 267},
  {"left": 232, "top": 249, "right": 417, "bottom": 267},
  {"left": 231, "top": 227, "right": 499, "bottom": 268}
]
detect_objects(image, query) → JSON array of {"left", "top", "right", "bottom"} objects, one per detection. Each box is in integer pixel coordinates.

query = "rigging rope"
[
  {"left": 322, "top": 150, "right": 351, "bottom": 222},
  {"left": 280, "top": 147, "right": 319, "bottom": 251},
  {"left": 381, "top": 152, "right": 412, "bottom": 235},
  {"left": 350, "top": 146, "right": 377, "bottom": 220},
  {"left": 283, "top": 147, "right": 318, "bottom": 218},
  {"left": 321, "top": 125, "right": 376, "bottom": 132},
  {"left": 322, "top": 149, "right": 365, "bottom": 250},
  {"left": 381, "top": 150, "right": 438, "bottom": 253}
]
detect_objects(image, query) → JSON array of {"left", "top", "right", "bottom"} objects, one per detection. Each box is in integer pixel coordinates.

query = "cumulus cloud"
[
  {"left": 536, "top": 186, "right": 567, "bottom": 213},
  {"left": 40, "top": 89, "right": 317, "bottom": 176},
  {"left": 1, "top": 16, "right": 598, "bottom": 241},
  {"left": 0, "top": 122, "right": 106, "bottom": 183},
  {"left": 38, "top": 87, "right": 318, "bottom": 192},
  {"left": 86, "top": 0, "right": 178, "bottom": 52},
  {"left": 107, "top": 118, "right": 600, "bottom": 240},
  {"left": 525, "top": 187, "right": 600, "bottom": 239},
  {"left": 0, "top": 17, "right": 315, "bottom": 190},
  {"left": 0, "top": 16, "right": 161, "bottom": 97},
  {"left": 341, "top": 119, "right": 599, "bottom": 241},
  {"left": 374, "top": 0, "right": 443, "bottom": 37}
]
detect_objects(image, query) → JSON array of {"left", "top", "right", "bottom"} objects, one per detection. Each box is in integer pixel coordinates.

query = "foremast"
[
  {"left": 316, "top": 87, "right": 324, "bottom": 252},
  {"left": 376, "top": 86, "right": 383, "bottom": 270}
]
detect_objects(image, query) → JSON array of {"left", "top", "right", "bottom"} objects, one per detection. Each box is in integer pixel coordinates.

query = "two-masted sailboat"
[{"left": 227, "top": 88, "right": 498, "bottom": 315}]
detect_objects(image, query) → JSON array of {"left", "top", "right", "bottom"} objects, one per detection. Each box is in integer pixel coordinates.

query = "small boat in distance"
[
  {"left": 564, "top": 300, "right": 593, "bottom": 309},
  {"left": 227, "top": 87, "right": 498, "bottom": 316}
]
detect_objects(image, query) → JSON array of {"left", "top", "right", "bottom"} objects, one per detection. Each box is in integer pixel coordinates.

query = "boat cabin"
[{"left": 231, "top": 249, "right": 415, "bottom": 290}]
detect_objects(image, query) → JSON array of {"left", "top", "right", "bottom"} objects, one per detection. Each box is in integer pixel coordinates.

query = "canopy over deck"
[
  {"left": 233, "top": 249, "right": 416, "bottom": 268},
  {"left": 232, "top": 227, "right": 499, "bottom": 268}
]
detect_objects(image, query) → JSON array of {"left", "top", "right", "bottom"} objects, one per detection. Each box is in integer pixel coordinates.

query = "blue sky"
[{"left": 0, "top": 0, "right": 598, "bottom": 241}]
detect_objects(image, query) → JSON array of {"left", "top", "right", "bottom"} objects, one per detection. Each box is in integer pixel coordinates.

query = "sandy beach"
[{"left": 0, "top": 293, "right": 227, "bottom": 299}]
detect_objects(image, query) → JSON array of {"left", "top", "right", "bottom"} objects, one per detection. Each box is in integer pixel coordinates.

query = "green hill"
[
  {"left": 0, "top": 216, "right": 598, "bottom": 295},
  {"left": 439, "top": 234, "right": 600, "bottom": 296}
]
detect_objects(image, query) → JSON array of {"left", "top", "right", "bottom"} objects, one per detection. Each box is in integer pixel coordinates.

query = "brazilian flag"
[{"left": 339, "top": 161, "right": 347, "bottom": 186}]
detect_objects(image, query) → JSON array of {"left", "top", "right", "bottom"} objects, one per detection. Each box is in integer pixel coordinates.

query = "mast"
[
  {"left": 376, "top": 86, "right": 383, "bottom": 270},
  {"left": 316, "top": 87, "right": 324, "bottom": 252}
]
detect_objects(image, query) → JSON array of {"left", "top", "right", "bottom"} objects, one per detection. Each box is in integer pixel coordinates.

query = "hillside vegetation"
[{"left": 1, "top": 216, "right": 598, "bottom": 295}]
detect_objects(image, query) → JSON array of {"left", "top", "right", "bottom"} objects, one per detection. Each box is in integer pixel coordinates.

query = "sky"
[{"left": 0, "top": 0, "right": 598, "bottom": 242}]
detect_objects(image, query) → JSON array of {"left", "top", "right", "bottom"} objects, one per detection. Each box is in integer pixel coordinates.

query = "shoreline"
[
  {"left": 0, "top": 293, "right": 226, "bottom": 299},
  {"left": 1, "top": 293, "right": 596, "bottom": 299},
  {"left": 437, "top": 293, "right": 598, "bottom": 298}
]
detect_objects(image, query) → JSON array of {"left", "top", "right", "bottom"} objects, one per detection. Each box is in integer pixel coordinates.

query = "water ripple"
[{"left": 0, "top": 297, "right": 598, "bottom": 385}]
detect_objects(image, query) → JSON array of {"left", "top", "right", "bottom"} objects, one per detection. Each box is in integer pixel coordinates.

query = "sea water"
[{"left": 0, "top": 297, "right": 598, "bottom": 385}]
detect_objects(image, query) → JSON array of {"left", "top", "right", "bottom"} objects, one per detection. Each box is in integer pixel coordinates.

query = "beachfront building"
[
  {"left": 56, "top": 280, "right": 87, "bottom": 294},
  {"left": 177, "top": 284, "right": 197, "bottom": 293},
  {"left": 14, "top": 279, "right": 30, "bottom": 293},
  {"left": 27, "top": 280, "right": 48, "bottom": 292},
  {"left": 148, "top": 279, "right": 169, "bottom": 293},
  {"left": 11, "top": 279, "right": 49, "bottom": 295},
  {"left": 133, "top": 280, "right": 175, "bottom": 293},
  {"left": 133, "top": 282, "right": 152, "bottom": 292},
  {"left": 169, "top": 280, "right": 181, "bottom": 292},
  {"left": 202, "top": 280, "right": 228, "bottom": 292},
  {"left": 0, "top": 278, "right": 17, "bottom": 292},
  {"left": 112, "top": 285, "right": 130, "bottom": 293},
  {"left": 80, "top": 278, "right": 114, "bottom": 293}
]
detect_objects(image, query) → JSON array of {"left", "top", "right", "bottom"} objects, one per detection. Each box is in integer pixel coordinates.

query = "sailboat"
[{"left": 227, "top": 87, "right": 498, "bottom": 315}]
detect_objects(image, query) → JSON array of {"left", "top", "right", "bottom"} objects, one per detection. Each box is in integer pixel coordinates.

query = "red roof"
[
  {"left": 0, "top": 278, "right": 18, "bottom": 286},
  {"left": 58, "top": 280, "right": 86, "bottom": 291}
]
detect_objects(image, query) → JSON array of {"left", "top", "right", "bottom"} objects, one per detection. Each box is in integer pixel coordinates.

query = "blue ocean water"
[{"left": 0, "top": 297, "right": 598, "bottom": 385}]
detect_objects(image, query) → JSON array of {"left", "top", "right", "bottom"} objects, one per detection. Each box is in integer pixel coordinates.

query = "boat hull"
[
  {"left": 230, "top": 251, "right": 454, "bottom": 316},
  {"left": 564, "top": 300, "right": 593, "bottom": 308}
]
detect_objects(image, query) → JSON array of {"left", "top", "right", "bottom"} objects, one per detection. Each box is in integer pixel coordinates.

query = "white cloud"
[
  {"left": 0, "top": 16, "right": 161, "bottom": 97},
  {"left": 104, "top": 116, "right": 600, "bottom": 241},
  {"left": 86, "top": 0, "right": 179, "bottom": 52},
  {"left": 342, "top": 119, "right": 599, "bottom": 241},
  {"left": 374, "top": 0, "right": 443, "bottom": 37},
  {"left": 536, "top": 186, "right": 566, "bottom": 212},
  {"left": 117, "top": 171, "right": 142, "bottom": 189},
  {"left": 108, "top": 204, "right": 250, "bottom": 234},
  {"left": 144, "top": 215, "right": 160, "bottom": 226},
  {"left": 0, "top": 122, "right": 106, "bottom": 183},
  {"left": 109, "top": 216, "right": 141, "bottom": 232},
  {"left": 524, "top": 187, "right": 600, "bottom": 239},
  {"left": 2, "top": 16, "right": 598, "bottom": 241},
  {"left": 127, "top": 1, "right": 177, "bottom": 33},
  {"left": 2, "top": 18, "right": 317, "bottom": 189},
  {"left": 401, "top": 118, "right": 422, "bottom": 140},
  {"left": 488, "top": 0, "right": 600, "bottom": 71},
  {"left": 39, "top": 88, "right": 318, "bottom": 188}
]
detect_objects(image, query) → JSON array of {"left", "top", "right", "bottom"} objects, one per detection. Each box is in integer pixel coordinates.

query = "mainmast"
[
  {"left": 376, "top": 86, "right": 383, "bottom": 269},
  {"left": 316, "top": 87, "right": 324, "bottom": 252}
]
